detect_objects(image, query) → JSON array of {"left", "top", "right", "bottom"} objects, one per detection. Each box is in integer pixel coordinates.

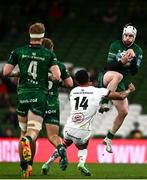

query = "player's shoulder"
[
  {"left": 57, "top": 61, "right": 66, "bottom": 69},
  {"left": 13, "top": 45, "right": 28, "bottom": 52},
  {"left": 133, "top": 43, "right": 143, "bottom": 53},
  {"left": 110, "top": 40, "right": 121, "bottom": 46},
  {"left": 109, "top": 40, "right": 122, "bottom": 50},
  {"left": 42, "top": 46, "right": 53, "bottom": 54}
]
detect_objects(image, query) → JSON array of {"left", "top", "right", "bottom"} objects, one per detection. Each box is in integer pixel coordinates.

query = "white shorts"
[{"left": 63, "top": 126, "right": 91, "bottom": 145}]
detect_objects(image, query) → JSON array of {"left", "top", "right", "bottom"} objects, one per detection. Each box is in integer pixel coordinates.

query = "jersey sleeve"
[
  {"left": 49, "top": 52, "right": 58, "bottom": 66},
  {"left": 97, "top": 88, "right": 110, "bottom": 98},
  {"left": 7, "top": 50, "right": 18, "bottom": 66},
  {"left": 107, "top": 42, "right": 118, "bottom": 63},
  {"left": 129, "top": 46, "right": 143, "bottom": 75}
]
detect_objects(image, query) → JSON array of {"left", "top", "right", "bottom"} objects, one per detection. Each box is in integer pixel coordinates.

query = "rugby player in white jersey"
[{"left": 41, "top": 69, "right": 135, "bottom": 176}]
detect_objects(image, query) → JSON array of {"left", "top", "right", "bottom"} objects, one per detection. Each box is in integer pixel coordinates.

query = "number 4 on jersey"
[
  {"left": 74, "top": 97, "right": 88, "bottom": 110},
  {"left": 28, "top": 61, "right": 37, "bottom": 79}
]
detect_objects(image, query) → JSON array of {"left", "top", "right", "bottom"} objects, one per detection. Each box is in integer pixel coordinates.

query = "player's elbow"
[
  {"left": 64, "top": 77, "right": 73, "bottom": 88},
  {"left": 53, "top": 73, "right": 61, "bottom": 81},
  {"left": 119, "top": 95, "right": 126, "bottom": 100},
  {"left": 3, "top": 64, "right": 14, "bottom": 77},
  {"left": 50, "top": 65, "right": 61, "bottom": 81}
]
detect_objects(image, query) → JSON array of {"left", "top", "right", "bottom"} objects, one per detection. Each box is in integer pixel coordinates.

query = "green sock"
[
  {"left": 107, "top": 130, "right": 115, "bottom": 139},
  {"left": 57, "top": 144, "right": 65, "bottom": 157},
  {"left": 28, "top": 160, "right": 33, "bottom": 166},
  {"left": 26, "top": 136, "right": 32, "bottom": 143},
  {"left": 20, "top": 160, "right": 28, "bottom": 170}
]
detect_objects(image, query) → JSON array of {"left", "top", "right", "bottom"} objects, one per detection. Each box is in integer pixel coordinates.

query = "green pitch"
[{"left": 0, "top": 163, "right": 147, "bottom": 179}]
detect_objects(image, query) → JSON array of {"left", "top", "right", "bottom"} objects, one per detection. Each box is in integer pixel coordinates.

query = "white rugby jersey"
[{"left": 65, "top": 86, "right": 109, "bottom": 131}]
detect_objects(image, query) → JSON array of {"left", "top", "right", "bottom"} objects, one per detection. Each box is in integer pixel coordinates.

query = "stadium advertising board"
[{"left": 0, "top": 138, "right": 147, "bottom": 163}]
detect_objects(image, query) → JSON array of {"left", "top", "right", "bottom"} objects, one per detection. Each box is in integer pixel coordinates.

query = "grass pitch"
[{"left": 0, "top": 163, "right": 147, "bottom": 179}]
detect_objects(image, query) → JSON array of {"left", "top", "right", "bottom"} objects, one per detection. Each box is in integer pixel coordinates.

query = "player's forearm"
[
  {"left": 108, "top": 89, "right": 131, "bottom": 100},
  {"left": 118, "top": 89, "right": 131, "bottom": 99}
]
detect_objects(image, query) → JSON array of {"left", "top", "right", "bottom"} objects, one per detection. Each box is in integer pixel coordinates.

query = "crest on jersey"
[{"left": 72, "top": 113, "right": 84, "bottom": 123}]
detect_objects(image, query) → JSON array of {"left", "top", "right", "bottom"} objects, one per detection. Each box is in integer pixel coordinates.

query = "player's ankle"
[
  {"left": 20, "top": 160, "right": 28, "bottom": 170},
  {"left": 106, "top": 130, "right": 115, "bottom": 139}
]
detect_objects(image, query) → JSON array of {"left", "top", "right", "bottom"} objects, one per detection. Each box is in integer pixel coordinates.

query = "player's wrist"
[
  {"left": 125, "top": 89, "right": 131, "bottom": 94},
  {"left": 119, "top": 60, "right": 125, "bottom": 65}
]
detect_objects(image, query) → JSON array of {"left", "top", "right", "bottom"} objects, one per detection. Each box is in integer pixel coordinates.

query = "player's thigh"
[
  {"left": 63, "top": 127, "right": 91, "bottom": 145},
  {"left": 18, "top": 115, "right": 28, "bottom": 133},
  {"left": 103, "top": 71, "right": 123, "bottom": 87},
  {"left": 30, "top": 91, "right": 47, "bottom": 118},
  {"left": 44, "top": 97, "right": 60, "bottom": 126},
  {"left": 27, "top": 110, "right": 43, "bottom": 131},
  {"left": 17, "top": 93, "right": 30, "bottom": 117},
  {"left": 112, "top": 98, "right": 128, "bottom": 114}
]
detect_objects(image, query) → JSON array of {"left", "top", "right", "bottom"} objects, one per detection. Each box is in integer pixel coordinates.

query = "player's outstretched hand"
[{"left": 128, "top": 83, "right": 135, "bottom": 92}]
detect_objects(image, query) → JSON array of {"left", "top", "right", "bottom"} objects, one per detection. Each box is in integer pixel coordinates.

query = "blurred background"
[{"left": 0, "top": 0, "right": 147, "bottom": 140}]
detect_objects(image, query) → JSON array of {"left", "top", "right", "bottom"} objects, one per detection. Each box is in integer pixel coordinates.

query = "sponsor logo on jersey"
[
  {"left": 72, "top": 112, "right": 84, "bottom": 123},
  {"left": 20, "top": 98, "right": 38, "bottom": 103}
]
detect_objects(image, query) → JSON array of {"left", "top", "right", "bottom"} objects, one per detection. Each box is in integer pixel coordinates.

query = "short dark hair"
[{"left": 75, "top": 70, "right": 89, "bottom": 85}]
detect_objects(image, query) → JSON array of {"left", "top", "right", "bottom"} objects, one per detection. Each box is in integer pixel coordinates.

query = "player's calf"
[{"left": 21, "top": 136, "right": 32, "bottom": 162}]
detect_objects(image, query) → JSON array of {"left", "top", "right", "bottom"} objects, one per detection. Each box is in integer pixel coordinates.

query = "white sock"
[
  {"left": 78, "top": 149, "right": 87, "bottom": 164},
  {"left": 46, "top": 149, "right": 59, "bottom": 165}
]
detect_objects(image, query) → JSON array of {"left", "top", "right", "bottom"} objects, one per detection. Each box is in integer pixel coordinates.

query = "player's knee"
[
  {"left": 48, "top": 134, "right": 59, "bottom": 142},
  {"left": 19, "top": 122, "right": 27, "bottom": 133},
  {"left": 118, "top": 109, "right": 128, "bottom": 118},
  {"left": 27, "top": 120, "right": 42, "bottom": 131},
  {"left": 113, "top": 72, "right": 123, "bottom": 82}
]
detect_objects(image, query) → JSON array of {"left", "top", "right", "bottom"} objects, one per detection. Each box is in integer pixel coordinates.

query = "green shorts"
[
  {"left": 97, "top": 71, "right": 126, "bottom": 92},
  {"left": 16, "top": 91, "right": 47, "bottom": 118},
  {"left": 44, "top": 95, "right": 60, "bottom": 126}
]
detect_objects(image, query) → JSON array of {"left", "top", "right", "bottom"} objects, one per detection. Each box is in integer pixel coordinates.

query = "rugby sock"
[
  {"left": 20, "top": 159, "right": 28, "bottom": 170},
  {"left": 57, "top": 144, "right": 66, "bottom": 158},
  {"left": 26, "top": 136, "right": 32, "bottom": 143},
  {"left": 107, "top": 130, "right": 115, "bottom": 139},
  {"left": 28, "top": 160, "right": 33, "bottom": 166},
  {"left": 46, "top": 149, "right": 59, "bottom": 165},
  {"left": 78, "top": 149, "right": 87, "bottom": 164}
]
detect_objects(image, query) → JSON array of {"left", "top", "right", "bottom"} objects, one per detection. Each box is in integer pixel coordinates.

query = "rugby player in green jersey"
[
  {"left": 3, "top": 22, "right": 61, "bottom": 178},
  {"left": 41, "top": 38, "right": 73, "bottom": 173},
  {"left": 97, "top": 23, "right": 143, "bottom": 153}
]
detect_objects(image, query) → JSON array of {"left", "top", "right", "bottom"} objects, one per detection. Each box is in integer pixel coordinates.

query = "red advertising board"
[{"left": 0, "top": 138, "right": 147, "bottom": 163}]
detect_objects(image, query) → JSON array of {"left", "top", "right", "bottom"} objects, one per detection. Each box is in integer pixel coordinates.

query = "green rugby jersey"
[
  {"left": 48, "top": 61, "right": 70, "bottom": 97},
  {"left": 7, "top": 44, "right": 58, "bottom": 94},
  {"left": 105, "top": 40, "right": 143, "bottom": 76}
]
